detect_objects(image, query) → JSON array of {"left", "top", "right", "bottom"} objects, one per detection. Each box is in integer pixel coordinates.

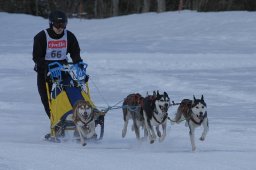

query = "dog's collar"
[
  {"left": 153, "top": 111, "right": 168, "bottom": 124},
  {"left": 190, "top": 112, "right": 207, "bottom": 125}
]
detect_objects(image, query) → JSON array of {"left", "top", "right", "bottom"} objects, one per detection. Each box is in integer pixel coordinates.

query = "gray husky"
[{"left": 122, "top": 93, "right": 146, "bottom": 140}]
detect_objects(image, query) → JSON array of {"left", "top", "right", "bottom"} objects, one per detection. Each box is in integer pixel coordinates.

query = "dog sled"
[{"left": 45, "top": 61, "right": 105, "bottom": 143}]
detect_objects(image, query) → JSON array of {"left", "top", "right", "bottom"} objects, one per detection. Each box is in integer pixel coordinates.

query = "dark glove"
[
  {"left": 34, "top": 64, "right": 38, "bottom": 72},
  {"left": 98, "top": 115, "right": 104, "bottom": 125},
  {"left": 95, "top": 115, "right": 104, "bottom": 125},
  {"left": 78, "top": 63, "right": 84, "bottom": 70},
  {"left": 85, "top": 75, "right": 89, "bottom": 83}
]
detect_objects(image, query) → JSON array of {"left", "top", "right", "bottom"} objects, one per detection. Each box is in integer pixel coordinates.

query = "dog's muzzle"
[
  {"left": 197, "top": 112, "right": 206, "bottom": 120},
  {"left": 79, "top": 107, "right": 92, "bottom": 119},
  {"left": 160, "top": 104, "right": 169, "bottom": 113}
]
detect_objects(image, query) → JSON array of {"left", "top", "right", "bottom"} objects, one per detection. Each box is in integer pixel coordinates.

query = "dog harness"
[
  {"left": 190, "top": 112, "right": 207, "bottom": 125},
  {"left": 153, "top": 111, "right": 168, "bottom": 124}
]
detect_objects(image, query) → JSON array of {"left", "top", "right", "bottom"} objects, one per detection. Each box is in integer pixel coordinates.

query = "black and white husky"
[
  {"left": 142, "top": 91, "right": 170, "bottom": 144},
  {"left": 172, "top": 95, "right": 209, "bottom": 151}
]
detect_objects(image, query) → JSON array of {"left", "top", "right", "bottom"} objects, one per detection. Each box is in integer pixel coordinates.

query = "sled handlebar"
[{"left": 48, "top": 61, "right": 88, "bottom": 82}]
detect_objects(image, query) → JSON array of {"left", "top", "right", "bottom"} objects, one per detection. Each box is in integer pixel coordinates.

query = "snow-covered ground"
[{"left": 0, "top": 11, "right": 256, "bottom": 170}]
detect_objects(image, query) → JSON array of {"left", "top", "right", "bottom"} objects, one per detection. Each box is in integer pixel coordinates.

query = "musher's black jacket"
[{"left": 33, "top": 28, "right": 82, "bottom": 73}]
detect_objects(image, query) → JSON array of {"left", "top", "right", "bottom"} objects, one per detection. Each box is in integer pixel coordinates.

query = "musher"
[{"left": 32, "top": 10, "right": 85, "bottom": 119}]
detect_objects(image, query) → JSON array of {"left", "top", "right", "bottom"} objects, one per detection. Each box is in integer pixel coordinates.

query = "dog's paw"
[
  {"left": 152, "top": 134, "right": 157, "bottom": 140},
  {"left": 192, "top": 146, "right": 196, "bottom": 151},
  {"left": 122, "top": 129, "right": 126, "bottom": 138},
  {"left": 199, "top": 137, "right": 205, "bottom": 141},
  {"left": 157, "top": 131, "right": 161, "bottom": 137},
  {"left": 185, "top": 122, "right": 189, "bottom": 127},
  {"left": 150, "top": 140, "right": 154, "bottom": 144}
]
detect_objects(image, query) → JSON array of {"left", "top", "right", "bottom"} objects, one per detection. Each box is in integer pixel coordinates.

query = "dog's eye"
[
  {"left": 202, "top": 106, "right": 204, "bottom": 108},
  {"left": 196, "top": 106, "right": 199, "bottom": 109}
]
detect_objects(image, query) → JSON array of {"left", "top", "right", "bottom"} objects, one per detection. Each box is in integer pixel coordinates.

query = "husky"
[
  {"left": 172, "top": 95, "right": 209, "bottom": 151},
  {"left": 142, "top": 91, "right": 170, "bottom": 144},
  {"left": 72, "top": 100, "right": 97, "bottom": 146},
  {"left": 122, "top": 93, "right": 147, "bottom": 140}
]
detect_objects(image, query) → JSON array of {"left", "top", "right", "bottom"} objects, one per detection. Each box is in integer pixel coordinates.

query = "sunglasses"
[{"left": 53, "top": 22, "right": 67, "bottom": 29}]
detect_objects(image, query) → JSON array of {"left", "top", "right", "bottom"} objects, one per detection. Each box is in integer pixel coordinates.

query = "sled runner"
[{"left": 45, "top": 61, "right": 105, "bottom": 143}]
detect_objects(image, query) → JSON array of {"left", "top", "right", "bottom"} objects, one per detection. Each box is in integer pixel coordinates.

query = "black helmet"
[{"left": 49, "top": 10, "right": 67, "bottom": 29}]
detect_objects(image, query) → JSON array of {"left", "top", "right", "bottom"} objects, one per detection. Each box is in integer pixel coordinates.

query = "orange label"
[{"left": 48, "top": 40, "right": 67, "bottom": 49}]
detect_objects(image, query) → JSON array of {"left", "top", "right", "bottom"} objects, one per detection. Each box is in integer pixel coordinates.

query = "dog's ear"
[
  {"left": 153, "top": 91, "right": 156, "bottom": 97},
  {"left": 164, "top": 91, "right": 168, "bottom": 97},
  {"left": 193, "top": 95, "right": 196, "bottom": 101},
  {"left": 201, "top": 95, "right": 204, "bottom": 101}
]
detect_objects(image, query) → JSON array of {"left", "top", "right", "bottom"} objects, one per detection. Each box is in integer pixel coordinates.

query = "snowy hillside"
[{"left": 0, "top": 11, "right": 256, "bottom": 170}]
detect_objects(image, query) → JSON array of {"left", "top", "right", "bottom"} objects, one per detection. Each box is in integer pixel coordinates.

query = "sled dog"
[
  {"left": 172, "top": 95, "right": 209, "bottom": 151},
  {"left": 142, "top": 91, "right": 170, "bottom": 144},
  {"left": 72, "top": 100, "right": 96, "bottom": 146},
  {"left": 122, "top": 93, "right": 147, "bottom": 140}
]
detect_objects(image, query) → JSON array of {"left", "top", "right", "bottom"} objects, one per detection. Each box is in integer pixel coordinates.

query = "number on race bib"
[{"left": 51, "top": 51, "right": 62, "bottom": 58}]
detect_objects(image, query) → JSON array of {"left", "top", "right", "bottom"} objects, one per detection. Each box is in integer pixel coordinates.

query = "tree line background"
[{"left": 0, "top": 0, "right": 255, "bottom": 19}]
